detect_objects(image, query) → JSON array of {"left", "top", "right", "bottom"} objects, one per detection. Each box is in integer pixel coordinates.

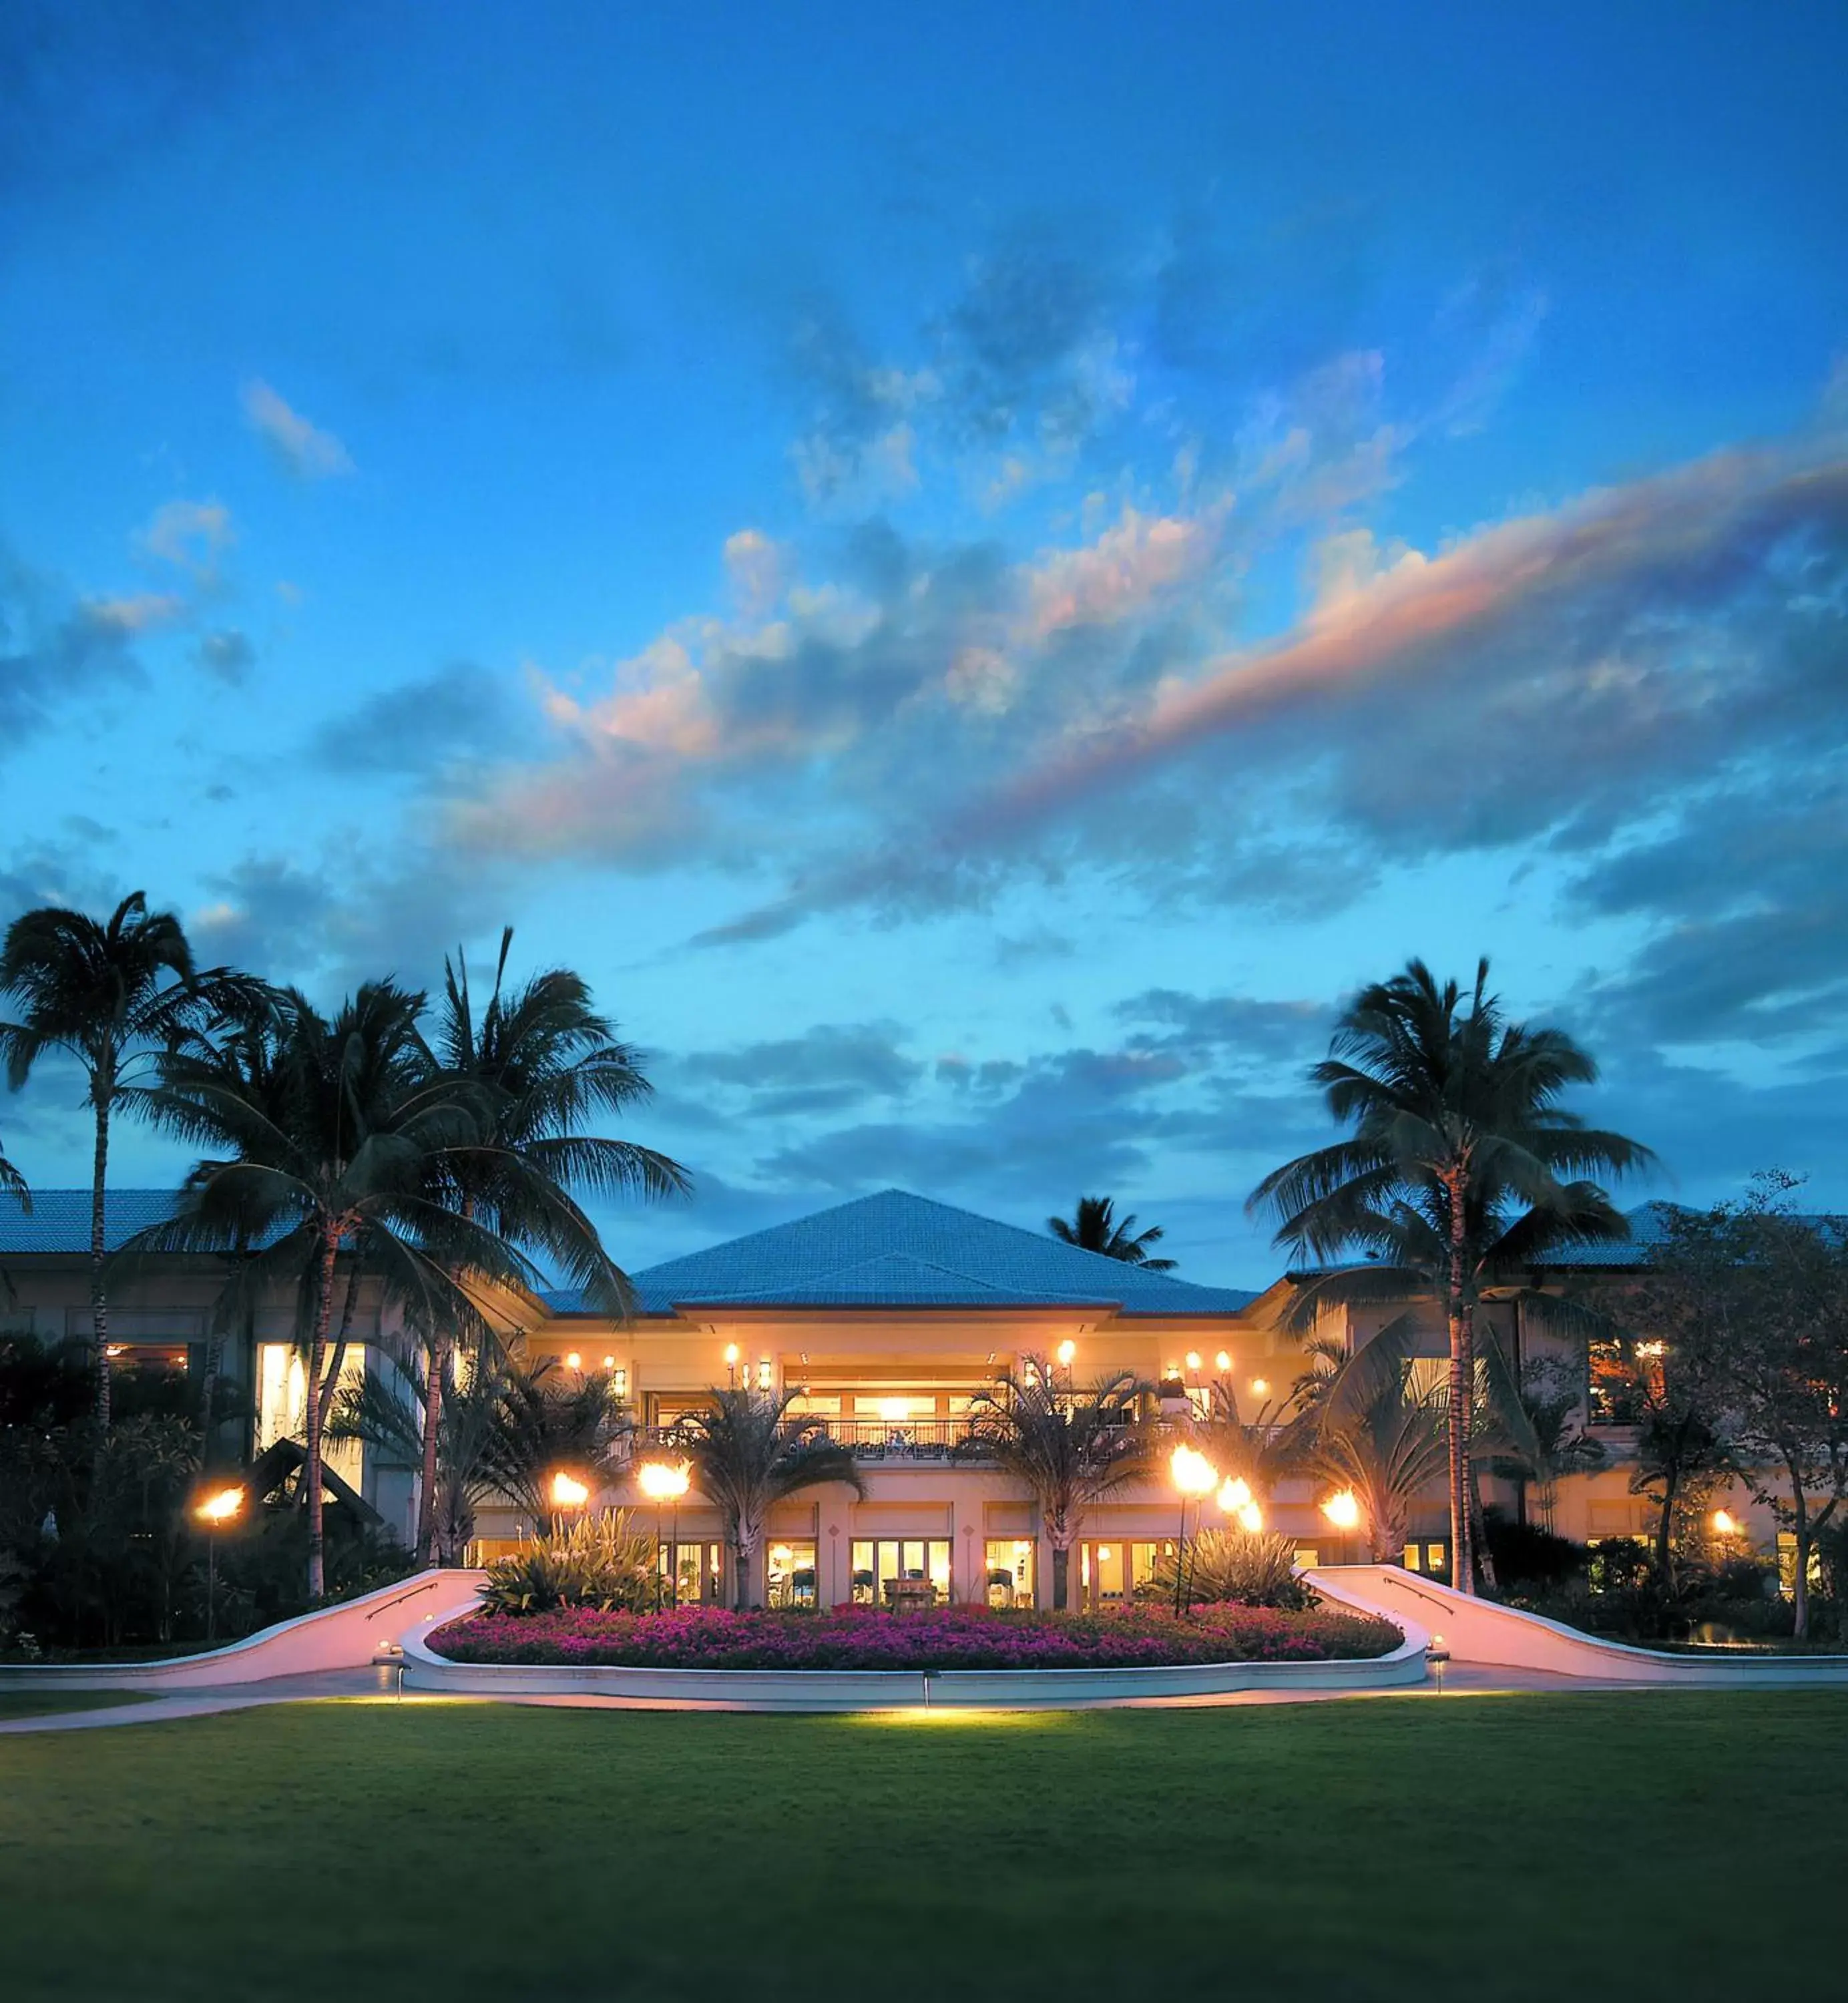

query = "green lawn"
[
  {"left": 1, "top": 1693, "right": 1842, "bottom": 2001},
  {"left": 0, "top": 1691, "right": 155, "bottom": 1721}
]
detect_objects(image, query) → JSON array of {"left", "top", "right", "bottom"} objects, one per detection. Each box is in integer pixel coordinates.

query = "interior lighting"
[
  {"left": 724, "top": 1343, "right": 740, "bottom": 1367},
  {"left": 877, "top": 1397, "right": 911, "bottom": 1423},
  {"left": 1321, "top": 1490, "right": 1362, "bottom": 1531},
  {"left": 756, "top": 1357, "right": 773, "bottom": 1390}
]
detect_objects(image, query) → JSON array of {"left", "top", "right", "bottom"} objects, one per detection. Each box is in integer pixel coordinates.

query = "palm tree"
[
  {"left": 127, "top": 982, "right": 547, "bottom": 1598},
  {"left": 412, "top": 929, "right": 687, "bottom": 1563},
  {"left": 475, "top": 1354, "right": 634, "bottom": 1527},
  {"left": 957, "top": 1361, "right": 1152, "bottom": 1608},
  {"left": 0, "top": 894, "right": 248, "bottom": 1426},
  {"left": 671, "top": 1387, "right": 863, "bottom": 1608},
  {"left": 1304, "top": 1361, "right": 1453, "bottom": 1566},
  {"left": 1249, "top": 959, "right": 1652, "bottom": 1593},
  {"left": 1048, "top": 1195, "right": 1176, "bottom": 1270}
]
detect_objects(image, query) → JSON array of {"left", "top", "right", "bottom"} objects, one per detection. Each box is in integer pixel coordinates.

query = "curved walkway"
[{"left": 7, "top": 1563, "right": 1847, "bottom": 1735}]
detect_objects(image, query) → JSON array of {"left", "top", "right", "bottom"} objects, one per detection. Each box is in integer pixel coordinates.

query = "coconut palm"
[
  {"left": 670, "top": 1387, "right": 863, "bottom": 1608},
  {"left": 1048, "top": 1195, "right": 1176, "bottom": 1270},
  {"left": 126, "top": 981, "right": 548, "bottom": 1598},
  {"left": 1250, "top": 959, "right": 1652, "bottom": 1592},
  {"left": 957, "top": 1361, "right": 1153, "bottom": 1609},
  {"left": 0, "top": 894, "right": 251, "bottom": 1425},
  {"left": 411, "top": 929, "right": 687, "bottom": 1562}
]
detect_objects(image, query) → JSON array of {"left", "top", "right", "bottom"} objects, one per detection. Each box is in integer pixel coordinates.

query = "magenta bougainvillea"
[{"left": 428, "top": 1600, "right": 1399, "bottom": 1671}]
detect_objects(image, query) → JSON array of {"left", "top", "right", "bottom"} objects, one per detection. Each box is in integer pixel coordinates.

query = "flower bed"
[{"left": 427, "top": 1600, "right": 1401, "bottom": 1671}]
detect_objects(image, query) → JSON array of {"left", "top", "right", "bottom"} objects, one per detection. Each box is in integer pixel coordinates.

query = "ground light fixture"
[
  {"left": 193, "top": 1484, "right": 244, "bottom": 1644},
  {"left": 637, "top": 1460, "right": 691, "bottom": 1606},
  {"left": 1170, "top": 1443, "right": 1219, "bottom": 1616}
]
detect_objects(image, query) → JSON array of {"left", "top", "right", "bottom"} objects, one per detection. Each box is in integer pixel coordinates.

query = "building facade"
[{"left": 0, "top": 1187, "right": 1811, "bottom": 1604}]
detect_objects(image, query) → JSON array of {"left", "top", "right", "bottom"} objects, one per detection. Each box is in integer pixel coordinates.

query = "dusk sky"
[{"left": 3, "top": 3, "right": 1845, "bottom": 1285}]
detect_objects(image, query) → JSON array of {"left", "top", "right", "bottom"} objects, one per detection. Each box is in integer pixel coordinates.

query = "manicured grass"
[
  {"left": 2, "top": 1693, "right": 1843, "bottom": 2001},
  {"left": 0, "top": 1691, "right": 155, "bottom": 1721}
]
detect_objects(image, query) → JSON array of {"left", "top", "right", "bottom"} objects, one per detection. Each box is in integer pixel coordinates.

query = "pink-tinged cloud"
[{"left": 693, "top": 434, "right": 1848, "bottom": 945}]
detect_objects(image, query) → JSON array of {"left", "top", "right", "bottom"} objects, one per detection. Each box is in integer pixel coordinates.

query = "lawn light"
[
  {"left": 1321, "top": 1489, "right": 1362, "bottom": 1532},
  {"left": 194, "top": 1484, "right": 245, "bottom": 1644}
]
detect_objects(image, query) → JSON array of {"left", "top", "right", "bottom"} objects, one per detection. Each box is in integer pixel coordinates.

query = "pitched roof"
[
  {"left": 555, "top": 1188, "right": 1258, "bottom": 1317},
  {"left": 0, "top": 1189, "right": 182, "bottom": 1253}
]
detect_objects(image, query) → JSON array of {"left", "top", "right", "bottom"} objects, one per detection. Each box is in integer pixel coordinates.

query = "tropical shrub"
[
  {"left": 1144, "top": 1530, "right": 1311, "bottom": 1610},
  {"left": 477, "top": 1509, "right": 656, "bottom": 1614},
  {"left": 429, "top": 1600, "right": 1402, "bottom": 1671}
]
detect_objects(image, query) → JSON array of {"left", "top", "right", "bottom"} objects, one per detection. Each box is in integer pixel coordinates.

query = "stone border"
[{"left": 400, "top": 1602, "right": 1429, "bottom": 1710}]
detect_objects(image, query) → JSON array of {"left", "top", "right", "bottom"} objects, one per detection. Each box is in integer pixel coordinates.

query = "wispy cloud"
[{"left": 240, "top": 379, "right": 353, "bottom": 479}]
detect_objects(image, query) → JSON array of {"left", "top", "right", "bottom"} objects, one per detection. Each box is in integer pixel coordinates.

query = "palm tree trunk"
[
  {"left": 1445, "top": 1171, "right": 1474, "bottom": 1595},
  {"left": 315, "top": 1263, "right": 362, "bottom": 1433},
  {"left": 304, "top": 1228, "right": 338, "bottom": 1600},
  {"left": 89, "top": 1093, "right": 111, "bottom": 1432},
  {"left": 417, "top": 1333, "right": 450, "bottom": 1566},
  {"left": 735, "top": 1520, "right": 763, "bottom": 1610},
  {"left": 1050, "top": 1540, "right": 1070, "bottom": 1611}
]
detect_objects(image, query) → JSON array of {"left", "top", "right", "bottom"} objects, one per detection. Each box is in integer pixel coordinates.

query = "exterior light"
[
  {"left": 565, "top": 1351, "right": 582, "bottom": 1371},
  {"left": 1170, "top": 1444, "right": 1218, "bottom": 1498},
  {"left": 877, "top": 1397, "right": 911, "bottom": 1423},
  {"left": 1057, "top": 1339, "right": 1076, "bottom": 1368},
  {"left": 549, "top": 1471, "right": 592, "bottom": 1510},
  {"left": 756, "top": 1357, "right": 773, "bottom": 1391},
  {"left": 1236, "top": 1502, "right": 1265, "bottom": 1534},
  {"left": 195, "top": 1485, "right": 245, "bottom": 1526},
  {"left": 724, "top": 1343, "right": 740, "bottom": 1366},
  {"left": 613, "top": 1366, "right": 629, "bottom": 1398},
  {"left": 1164, "top": 1360, "right": 1179, "bottom": 1379},
  {"left": 602, "top": 1353, "right": 616, "bottom": 1370},
  {"left": 637, "top": 1462, "right": 690, "bottom": 1504},
  {"left": 1712, "top": 1508, "right": 1741, "bottom": 1537},
  {"left": 1250, "top": 1378, "right": 1270, "bottom": 1397},
  {"left": 1184, "top": 1351, "right": 1202, "bottom": 1374},
  {"left": 1321, "top": 1490, "right": 1362, "bottom": 1531},
  {"left": 1216, "top": 1476, "right": 1252, "bottom": 1514},
  {"left": 1634, "top": 1340, "right": 1666, "bottom": 1359},
  {"left": 105, "top": 1343, "right": 127, "bottom": 1359},
  {"left": 1214, "top": 1350, "right": 1232, "bottom": 1373}
]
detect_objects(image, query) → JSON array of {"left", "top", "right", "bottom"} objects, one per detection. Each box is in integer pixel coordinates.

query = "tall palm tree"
[
  {"left": 0, "top": 893, "right": 248, "bottom": 1426},
  {"left": 1048, "top": 1194, "right": 1176, "bottom": 1270},
  {"left": 128, "top": 982, "right": 546, "bottom": 1598},
  {"left": 1249, "top": 959, "right": 1652, "bottom": 1593},
  {"left": 475, "top": 1353, "right": 634, "bottom": 1526},
  {"left": 957, "top": 1361, "right": 1152, "bottom": 1608},
  {"left": 671, "top": 1387, "right": 863, "bottom": 1608},
  {"left": 412, "top": 929, "right": 687, "bottom": 1562}
]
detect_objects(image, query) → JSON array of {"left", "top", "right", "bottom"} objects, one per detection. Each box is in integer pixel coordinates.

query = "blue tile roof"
[
  {"left": 555, "top": 1189, "right": 1260, "bottom": 1317},
  {"left": 0, "top": 1189, "right": 182, "bottom": 1253}
]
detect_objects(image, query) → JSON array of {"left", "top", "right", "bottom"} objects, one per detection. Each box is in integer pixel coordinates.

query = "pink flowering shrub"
[{"left": 427, "top": 1600, "right": 1399, "bottom": 1671}]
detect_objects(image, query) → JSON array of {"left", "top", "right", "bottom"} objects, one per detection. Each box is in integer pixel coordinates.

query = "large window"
[
  {"left": 984, "top": 1538, "right": 1035, "bottom": 1608},
  {"left": 658, "top": 1540, "right": 724, "bottom": 1606},
  {"left": 257, "top": 1343, "right": 365, "bottom": 1488},
  {"left": 1079, "top": 1540, "right": 1170, "bottom": 1610},
  {"left": 851, "top": 1538, "right": 951, "bottom": 1607},
  {"left": 1587, "top": 1337, "right": 1642, "bottom": 1427},
  {"left": 766, "top": 1539, "right": 818, "bottom": 1608}
]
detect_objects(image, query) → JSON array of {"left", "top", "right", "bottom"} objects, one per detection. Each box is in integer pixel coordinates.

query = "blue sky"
[{"left": 3, "top": 2, "right": 1845, "bottom": 1284}]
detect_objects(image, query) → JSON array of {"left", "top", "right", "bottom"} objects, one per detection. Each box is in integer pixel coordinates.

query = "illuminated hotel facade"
[{"left": 0, "top": 1188, "right": 1802, "bottom": 1604}]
